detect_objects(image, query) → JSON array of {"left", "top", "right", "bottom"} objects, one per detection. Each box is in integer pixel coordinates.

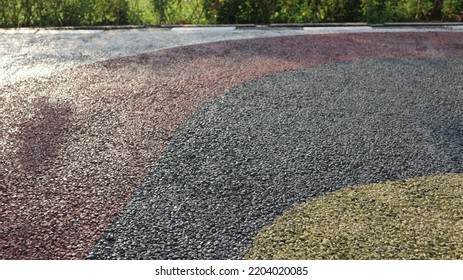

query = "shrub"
[
  {"left": 443, "top": 0, "right": 463, "bottom": 21},
  {"left": 361, "top": 0, "right": 398, "bottom": 23},
  {"left": 1, "top": 0, "right": 462, "bottom": 27},
  {"left": 0, "top": 0, "right": 130, "bottom": 27},
  {"left": 397, "top": 0, "right": 434, "bottom": 21}
]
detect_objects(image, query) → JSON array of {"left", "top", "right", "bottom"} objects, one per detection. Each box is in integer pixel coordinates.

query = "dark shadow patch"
[{"left": 16, "top": 97, "right": 73, "bottom": 173}]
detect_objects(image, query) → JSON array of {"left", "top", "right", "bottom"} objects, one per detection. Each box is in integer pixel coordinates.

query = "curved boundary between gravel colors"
[
  {"left": 88, "top": 56, "right": 463, "bottom": 259},
  {"left": 245, "top": 173, "right": 463, "bottom": 260},
  {"left": 1, "top": 32, "right": 463, "bottom": 259}
]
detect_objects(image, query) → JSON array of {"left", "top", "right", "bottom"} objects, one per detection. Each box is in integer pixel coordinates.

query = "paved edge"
[{"left": 1, "top": 22, "right": 463, "bottom": 32}]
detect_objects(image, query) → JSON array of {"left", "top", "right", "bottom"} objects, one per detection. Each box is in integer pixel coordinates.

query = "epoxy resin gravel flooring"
[
  {"left": 88, "top": 58, "right": 463, "bottom": 259},
  {"left": 2, "top": 32, "right": 463, "bottom": 260}
]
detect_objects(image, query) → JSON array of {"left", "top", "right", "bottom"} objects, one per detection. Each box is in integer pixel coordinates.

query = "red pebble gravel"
[{"left": 1, "top": 32, "right": 463, "bottom": 259}]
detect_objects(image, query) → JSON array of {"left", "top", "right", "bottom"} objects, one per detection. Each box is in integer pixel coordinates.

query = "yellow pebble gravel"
[{"left": 245, "top": 173, "right": 463, "bottom": 260}]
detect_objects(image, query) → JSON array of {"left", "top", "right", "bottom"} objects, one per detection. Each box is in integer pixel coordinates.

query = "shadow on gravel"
[
  {"left": 16, "top": 97, "right": 73, "bottom": 173},
  {"left": 137, "top": 33, "right": 463, "bottom": 67}
]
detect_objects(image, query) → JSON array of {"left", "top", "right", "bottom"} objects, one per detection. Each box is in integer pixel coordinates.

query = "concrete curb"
[
  {"left": 2, "top": 22, "right": 463, "bottom": 31},
  {"left": 170, "top": 26, "right": 237, "bottom": 32}
]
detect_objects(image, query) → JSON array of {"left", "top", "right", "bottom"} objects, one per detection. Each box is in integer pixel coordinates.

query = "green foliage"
[
  {"left": 0, "top": 0, "right": 462, "bottom": 27},
  {"left": 0, "top": 0, "right": 130, "bottom": 27},
  {"left": 314, "top": 0, "right": 362, "bottom": 22},
  {"left": 213, "top": 0, "right": 275, "bottom": 24},
  {"left": 149, "top": 0, "right": 212, "bottom": 24},
  {"left": 213, "top": 0, "right": 362, "bottom": 24},
  {"left": 270, "top": 0, "right": 311, "bottom": 23},
  {"left": 359, "top": 0, "right": 439, "bottom": 22},
  {"left": 442, "top": 0, "right": 463, "bottom": 21},
  {"left": 397, "top": 0, "right": 434, "bottom": 21},
  {"left": 150, "top": 0, "right": 169, "bottom": 23},
  {"left": 0, "top": 0, "right": 18, "bottom": 26},
  {"left": 94, "top": 0, "right": 130, "bottom": 25},
  {"left": 361, "top": 0, "right": 397, "bottom": 22}
]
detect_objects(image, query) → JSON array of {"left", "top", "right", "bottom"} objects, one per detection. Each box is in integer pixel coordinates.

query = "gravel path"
[
  {"left": 0, "top": 27, "right": 306, "bottom": 86},
  {"left": 2, "top": 26, "right": 461, "bottom": 86},
  {"left": 88, "top": 57, "right": 463, "bottom": 259},
  {"left": 1, "top": 32, "right": 463, "bottom": 259}
]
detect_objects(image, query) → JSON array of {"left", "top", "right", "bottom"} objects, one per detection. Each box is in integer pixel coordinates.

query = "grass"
[
  {"left": 129, "top": 0, "right": 157, "bottom": 24},
  {"left": 128, "top": 0, "right": 211, "bottom": 24},
  {"left": 245, "top": 173, "right": 463, "bottom": 260}
]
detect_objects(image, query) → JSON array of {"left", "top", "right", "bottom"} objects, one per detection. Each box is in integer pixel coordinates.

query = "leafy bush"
[
  {"left": 0, "top": 0, "right": 462, "bottom": 27},
  {"left": 397, "top": 0, "right": 434, "bottom": 21},
  {"left": 443, "top": 0, "right": 463, "bottom": 21},
  {"left": 149, "top": 0, "right": 212, "bottom": 24},
  {"left": 0, "top": 0, "right": 130, "bottom": 27},
  {"left": 270, "top": 0, "right": 312, "bottom": 23},
  {"left": 212, "top": 0, "right": 363, "bottom": 24},
  {"left": 361, "top": 0, "right": 397, "bottom": 23}
]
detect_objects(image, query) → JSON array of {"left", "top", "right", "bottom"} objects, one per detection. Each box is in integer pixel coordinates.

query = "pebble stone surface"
[
  {"left": 0, "top": 28, "right": 308, "bottom": 86},
  {"left": 1, "top": 30, "right": 463, "bottom": 259},
  {"left": 88, "top": 57, "right": 463, "bottom": 259}
]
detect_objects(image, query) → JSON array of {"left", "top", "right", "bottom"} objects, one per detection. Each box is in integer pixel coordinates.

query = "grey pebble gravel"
[{"left": 88, "top": 57, "right": 463, "bottom": 259}]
